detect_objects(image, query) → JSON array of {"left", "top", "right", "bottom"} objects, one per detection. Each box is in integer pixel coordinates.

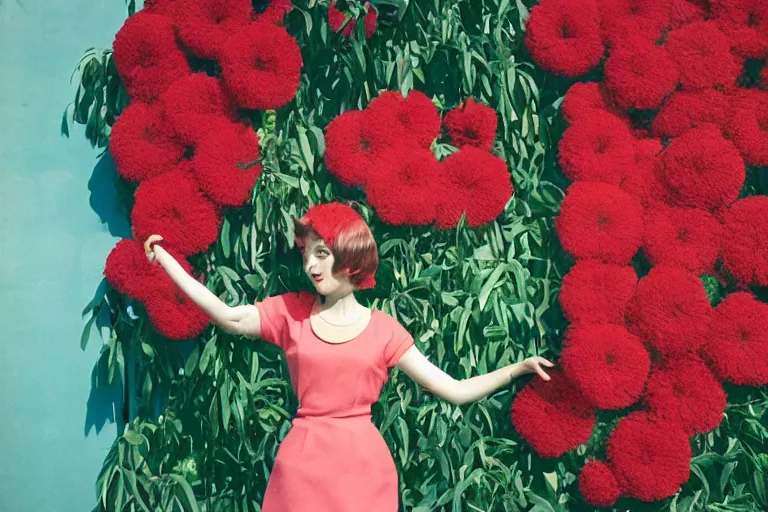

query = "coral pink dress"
[{"left": 255, "top": 291, "right": 414, "bottom": 512}]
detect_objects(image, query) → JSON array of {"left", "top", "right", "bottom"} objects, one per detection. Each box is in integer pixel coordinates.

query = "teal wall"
[{"left": 0, "top": 2, "right": 129, "bottom": 510}]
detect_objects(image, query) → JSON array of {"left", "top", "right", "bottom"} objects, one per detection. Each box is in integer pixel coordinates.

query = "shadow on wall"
[
  {"left": 82, "top": 280, "right": 126, "bottom": 437},
  {"left": 84, "top": 347, "right": 124, "bottom": 437},
  {"left": 84, "top": 152, "right": 129, "bottom": 437},
  {"left": 88, "top": 151, "right": 132, "bottom": 239}
]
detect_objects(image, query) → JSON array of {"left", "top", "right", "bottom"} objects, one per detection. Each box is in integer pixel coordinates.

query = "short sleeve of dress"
[
  {"left": 255, "top": 291, "right": 314, "bottom": 350},
  {"left": 383, "top": 317, "right": 415, "bottom": 368}
]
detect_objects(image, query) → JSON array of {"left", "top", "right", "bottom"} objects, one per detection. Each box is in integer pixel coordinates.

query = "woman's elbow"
[
  {"left": 448, "top": 394, "right": 470, "bottom": 406},
  {"left": 213, "top": 318, "right": 238, "bottom": 334},
  {"left": 432, "top": 381, "right": 467, "bottom": 406}
]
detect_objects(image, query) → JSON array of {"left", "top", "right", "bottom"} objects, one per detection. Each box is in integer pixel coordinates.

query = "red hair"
[{"left": 293, "top": 202, "right": 378, "bottom": 289}]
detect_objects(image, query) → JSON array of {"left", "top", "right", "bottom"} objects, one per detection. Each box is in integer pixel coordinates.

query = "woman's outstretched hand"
[
  {"left": 521, "top": 356, "right": 555, "bottom": 381},
  {"left": 144, "top": 234, "right": 164, "bottom": 263}
]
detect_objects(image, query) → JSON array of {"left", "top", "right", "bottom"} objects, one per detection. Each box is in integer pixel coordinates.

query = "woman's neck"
[{"left": 318, "top": 290, "right": 362, "bottom": 321}]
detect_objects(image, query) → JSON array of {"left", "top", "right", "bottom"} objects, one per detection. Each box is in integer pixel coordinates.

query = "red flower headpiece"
[{"left": 297, "top": 202, "right": 377, "bottom": 290}]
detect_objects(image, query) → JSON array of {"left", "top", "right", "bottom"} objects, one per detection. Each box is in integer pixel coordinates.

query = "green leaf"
[
  {"left": 221, "top": 218, "right": 231, "bottom": 259},
  {"left": 441, "top": 292, "right": 459, "bottom": 307},
  {"left": 527, "top": 491, "right": 557, "bottom": 512},
  {"left": 61, "top": 103, "right": 74, "bottom": 137},
  {"left": 81, "top": 313, "right": 97, "bottom": 351},
  {"left": 199, "top": 337, "right": 217, "bottom": 374},
  {"left": 753, "top": 469, "right": 767, "bottom": 504},
  {"left": 297, "top": 127, "right": 314, "bottom": 169},
  {"left": 168, "top": 474, "right": 200, "bottom": 512},
  {"left": 275, "top": 172, "right": 300, "bottom": 188},
  {"left": 380, "top": 238, "right": 404, "bottom": 256},
  {"left": 720, "top": 461, "right": 737, "bottom": 496},
  {"left": 244, "top": 273, "right": 263, "bottom": 290},
  {"left": 308, "top": 126, "right": 325, "bottom": 158},
  {"left": 478, "top": 264, "right": 506, "bottom": 311},
  {"left": 123, "top": 430, "right": 144, "bottom": 446},
  {"left": 691, "top": 462, "right": 711, "bottom": 503}
]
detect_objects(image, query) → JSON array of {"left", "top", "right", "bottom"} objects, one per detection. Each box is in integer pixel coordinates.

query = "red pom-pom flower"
[
  {"left": 555, "top": 181, "right": 644, "bottom": 264},
  {"left": 366, "top": 90, "right": 441, "bottom": 150},
  {"left": 255, "top": 0, "right": 293, "bottom": 26},
  {"left": 510, "top": 370, "right": 597, "bottom": 458},
  {"left": 366, "top": 149, "right": 444, "bottom": 226},
  {"left": 651, "top": 89, "right": 730, "bottom": 138},
  {"left": 619, "top": 137, "right": 664, "bottom": 209},
  {"left": 525, "top": 0, "right": 604, "bottom": 77},
  {"left": 112, "top": 12, "right": 191, "bottom": 103},
  {"left": 625, "top": 266, "right": 713, "bottom": 356},
  {"left": 656, "top": 125, "right": 745, "bottom": 211},
  {"left": 131, "top": 170, "right": 222, "bottom": 256},
  {"left": 579, "top": 460, "right": 621, "bottom": 507},
  {"left": 104, "top": 239, "right": 192, "bottom": 302},
  {"left": 328, "top": 1, "right": 377, "bottom": 38},
  {"left": 597, "top": 0, "right": 671, "bottom": 49},
  {"left": 144, "top": 284, "right": 210, "bottom": 340},
  {"left": 110, "top": 102, "right": 184, "bottom": 182},
  {"left": 328, "top": 1, "right": 354, "bottom": 36},
  {"left": 435, "top": 147, "right": 513, "bottom": 228},
  {"left": 560, "top": 324, "right": 650, "bottom": 409},
  {"left": 722, "top": 90, "right": 768, "bottom": 167},
  {"left": 711, "top": 0, "right": 768, "bottom": 59},
  {"left": 665, "top": 21, "right": 742, "bottom": 91},
  {"left": 444, "top": 98, "right": 498, "bottom": 151},
  {"left": 644, "top": 358, "right": 726, "bottom": 436},
  {"left": 603, "top": 42, "right": 679, "bottom": 110},
  {"left": 175, "top": 0, "right": 252, "bottom": 60},
  {"left": 607, "top": 412, "right": 691, "bottom": 502},
  {"left": 558, "top": 112, "right": 636, "bottom": 185},
  {"left": 670, "top": 0, "right": 709, "bottom": 28},
  {"left": 324, "top": 110, "right": 406, "bottom": 187},
  {"left": 159, "top": 74, "right": 238, "bottom": 144},
  {"left": 642, "top": 205, "right": 723, "bottom": 275},
  {"left": 559, "top": 260, "right": 638, "bottom": 326},
  {"left": 219, "top": 22, "right": 302, "bottom": 110},
  {"left": 702, "top": 292, "right": 768, "bottom": 386},
  {"left": 191, "top": 123, "right": 262, "bottom": 207},
  {"left": 720, "top": 196, "right": 768, "bottom": 288},
  {"left": 561, "top": 81, "right": 618, "bottom": 124}
]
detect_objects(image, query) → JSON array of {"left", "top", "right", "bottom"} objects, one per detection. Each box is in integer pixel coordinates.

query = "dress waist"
[{"left": 293, "top": 411, "right": 373, "bottom": 423}]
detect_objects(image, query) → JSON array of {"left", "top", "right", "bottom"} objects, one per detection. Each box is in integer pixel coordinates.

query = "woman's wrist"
[
  {"left": 507, "top": 361, "right": 529, "bottom": 383},
  {"left": 152, "top": 244, "right": 168, "bottom": 264}
]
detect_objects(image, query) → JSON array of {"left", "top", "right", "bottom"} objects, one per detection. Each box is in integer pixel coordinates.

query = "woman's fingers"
[
  {"left": 539, "top": 357, "right": 556, "bottom": 367},
  {"left": 534, "top": 362, "right": 551, "bottom": 380},
  {"left": 144, "top": 234, "right": 163, "bottom": 254},
  {"left": 144, "top": 235, "right": 163, "bottom": 262}
]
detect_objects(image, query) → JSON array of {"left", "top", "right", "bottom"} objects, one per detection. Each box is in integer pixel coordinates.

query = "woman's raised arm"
[{"left": 145, "top": 235, "right": 263, "bottom": 338}]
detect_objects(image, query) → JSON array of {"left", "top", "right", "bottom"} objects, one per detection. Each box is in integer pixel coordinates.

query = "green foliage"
[
  {"left": 62, "top": 48, "right": 128, "bottom": 148},
  {"left": 71, "top": 1, "right": 768, "bottom": 511}
]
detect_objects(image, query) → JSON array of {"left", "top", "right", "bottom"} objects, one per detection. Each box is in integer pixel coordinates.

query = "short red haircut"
[{"left": 293, "top": 202, "right": 378, "bottom": 289}]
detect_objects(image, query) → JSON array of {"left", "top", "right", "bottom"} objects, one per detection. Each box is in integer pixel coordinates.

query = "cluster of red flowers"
[
  {"left": 105, "top": 0, "right": 301, "bottom": 339},
  {"left": 516, "top": 0, "right": 768, "bottom": 505},
  {"left": 325, "top": 92, "right": 513, "bottom": 228}
]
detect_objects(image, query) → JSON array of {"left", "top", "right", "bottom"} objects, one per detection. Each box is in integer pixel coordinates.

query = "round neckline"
[{"left": 309, "top": 299, "right": 375, "bottom": 345}]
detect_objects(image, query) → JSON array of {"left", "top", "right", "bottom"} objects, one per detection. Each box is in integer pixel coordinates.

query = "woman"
[{"left": 143, "top": 201, "right": 553, "bottom": 512}]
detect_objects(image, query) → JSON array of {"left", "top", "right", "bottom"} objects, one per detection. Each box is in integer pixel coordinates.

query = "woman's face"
[{"left": 301, "top": 234, "right": 354, "bottom": 297}]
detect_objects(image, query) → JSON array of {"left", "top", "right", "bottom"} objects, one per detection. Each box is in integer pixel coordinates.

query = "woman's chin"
[
  {"left": 312, "top": 280, "right": 330, "bottom": 295},
  {"left": 313, "top": 280, "right": 346, "bottom": 297}
]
